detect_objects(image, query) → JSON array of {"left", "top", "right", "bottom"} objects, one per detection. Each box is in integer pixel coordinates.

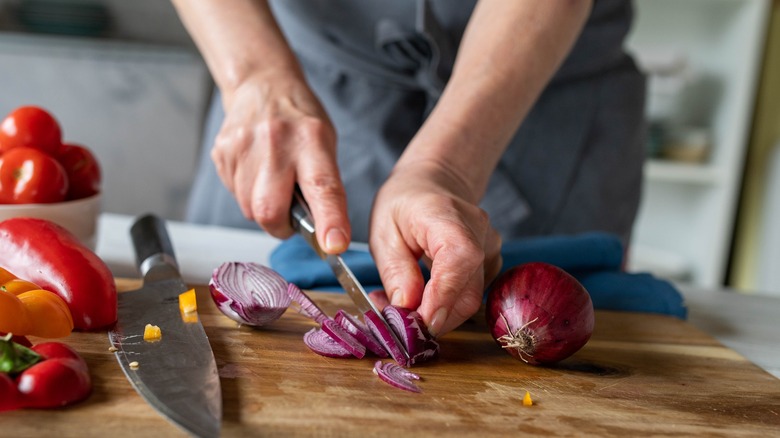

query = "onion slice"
[
  {"left": 302, "top": 328, "right": 353, "bottom": 358},
  {"left": 382, "top": 306, "right": 440, "bottom": 366},
  {"left": 286, "top": 282, "right": 329, "bottom": 324},
  {"left": 209, "top": 261, "right": 291, "bottom": 326},
  {"left": 373, "top": 360, "right": 421, "bottom": 393},
  {"left": 334, "top": 310, "right": 388, "bottom": 358},
  {"left": 364, "top": 310, "right": 408, "bottom": 366},
  {"left": 320, "top": 319, "right": 366, "bottom": 359}
]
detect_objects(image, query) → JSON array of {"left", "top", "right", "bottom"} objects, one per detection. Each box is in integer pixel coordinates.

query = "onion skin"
[{"left": 485, "top": 262, "right": 595, "bottom": 365}]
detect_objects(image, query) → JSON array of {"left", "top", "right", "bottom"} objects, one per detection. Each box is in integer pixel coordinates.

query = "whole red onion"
[{"left": 485, "top": 262, "right": 594, "bottom": 365}]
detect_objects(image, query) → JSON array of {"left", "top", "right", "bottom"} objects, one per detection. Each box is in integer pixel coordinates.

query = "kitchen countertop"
[{"left": 95, "top": 212, "right": 780, "bottom": 379}]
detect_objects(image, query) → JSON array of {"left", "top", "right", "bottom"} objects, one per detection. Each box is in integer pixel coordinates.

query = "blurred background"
[{"left": 0, "top": 0, "right": 778, "bottom": 297}]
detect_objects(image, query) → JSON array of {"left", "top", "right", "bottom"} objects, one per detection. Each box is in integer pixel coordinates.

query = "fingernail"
[
  {"left": 324, "top": 228, "right": 348, "bottom": 253},
  {"left": 428, "top": 307, "right": 448, "bottom": 338},
  {"left": 389, "top": 288, "right": 405, "bottom": 307}
]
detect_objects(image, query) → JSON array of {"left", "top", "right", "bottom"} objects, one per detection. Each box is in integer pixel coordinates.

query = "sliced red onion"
[
  {"left": 286, "top": 282, "right": 329, "bottom": 324},
  {"left": 209, "top": 262, "right": 291, "bottom": 326},
  {"left": 382, "top": 306, "right": 440, "bottom": 366},
  {"left": 373, "top": 360, "right": 421, "bottom": 393},
  {"left": 334, "top": 310, "right": 388, "bottom": 358},
  {"left": 364, "top": 310, "right": 408, "bottom": 366},
  {"left": 320, "top": 319, "right": 366, "bottom": 359},
  {"left": 302, "top": 328, "right": 353, "bottom": 358}
]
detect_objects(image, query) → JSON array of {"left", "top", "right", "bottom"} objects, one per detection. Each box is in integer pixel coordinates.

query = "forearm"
[
  {"left": 171, "top": 0, "right": 302, "bottom": 104},
  {"left": 397, "top": 0, "right": 592, "bottom": 203}
]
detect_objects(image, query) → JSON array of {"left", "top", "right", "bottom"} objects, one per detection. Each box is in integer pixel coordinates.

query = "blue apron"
[{"left": 186, "top": 0, "right": 646, "bottom": 246}]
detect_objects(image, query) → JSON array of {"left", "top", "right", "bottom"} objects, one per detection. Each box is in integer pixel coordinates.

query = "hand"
[
  {"left": 368, "top": 161, "right": 503, "bottom": 337},
  {"left": 211, "top": 69, "right": 351, "bottom": 253}
]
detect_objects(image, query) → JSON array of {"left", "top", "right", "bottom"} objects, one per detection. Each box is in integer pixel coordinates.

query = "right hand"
[{"left": 212, "top": 69, "right": 351, "bottom": 253}]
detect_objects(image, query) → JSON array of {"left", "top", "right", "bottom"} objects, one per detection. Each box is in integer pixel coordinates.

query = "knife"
[
  {"left": 289, "top": 187, "right": 409, "bottom": 362},
  {"left": 108, "top": 214, "right": 221, "bottom": 438}
]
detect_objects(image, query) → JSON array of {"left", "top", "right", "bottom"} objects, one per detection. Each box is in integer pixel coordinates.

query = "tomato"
[
  {"left": 0, "top": 372, "right": 20, "bottom": 412},
  {"left": 57, "top": 143, "right": 101, "bottom": 200},
  {"left": 0, "top": 106, "right": 62, "bottom": 156},
  {"left": 0, "top": 147, "right": 69, "bottom": 204},
  {"left": 16, "top": 356, "right": 91, "bottom": 408}
]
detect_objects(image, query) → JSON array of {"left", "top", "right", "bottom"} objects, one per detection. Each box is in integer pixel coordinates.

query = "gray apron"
[{"left": 186, "top": 0, "right": 646, "bottom": 246}]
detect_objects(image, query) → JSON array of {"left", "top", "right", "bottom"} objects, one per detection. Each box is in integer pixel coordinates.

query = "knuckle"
[{"left": 250, "top": 197, "right": 289, "bottom": 235}]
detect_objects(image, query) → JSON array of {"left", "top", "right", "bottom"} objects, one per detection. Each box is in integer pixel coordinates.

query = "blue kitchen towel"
[{"left": 270, "top": 233, "right": 687, "bottom": 319}]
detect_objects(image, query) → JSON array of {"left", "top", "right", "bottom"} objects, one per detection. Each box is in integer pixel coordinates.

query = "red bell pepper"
[
  {"left": 0, "top": 335, "right": 92, "bottom": 411},
  {"left": 0, "top": 217, "right": 117, "bottom": 330}
]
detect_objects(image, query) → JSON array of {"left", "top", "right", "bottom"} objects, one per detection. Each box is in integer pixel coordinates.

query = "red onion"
[
  {"left": 334, "top": 310, "right": 388, "bottom": 358},
  {"left": 485, "top": 262, "right": 595, "bottom": 365},
  {"left": 382, "top": 306, "right": 440, "bottom": 366},
  {"left": 320, "top": 319, "right": 366, "bottom": 359},
  {"left": 364, "top": 310, "right": 408, "bottom": 366},
  {"left": 302, "top": 328, "right": 353, "bottom": 358},
  {"left": 286, "top": 282, "right": 329, "bottom": 324},
  {"left": 364, "top": 306, "right": 440, "bottom": 367},
  {"left": 209, "top": 261, "right": 291, "bottom": 326},
  {"left": 373, "top": 361, "right": 421, "bottom": 393}
]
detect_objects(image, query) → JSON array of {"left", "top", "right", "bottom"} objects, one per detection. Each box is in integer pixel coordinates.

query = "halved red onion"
[
  {"left": 364, "top": 310, "right": 408, "bottom": 366},
  {"left": 302, "top": 328, "right": 353, "bottom": 358},
  {"left": 373, "top": 360, "right": 421, "bottom": 393},
  {"left": 286, "top": 282, "right": 329, "bottom": 324},
  {"left": 209, "top": 261, "right": 291, "bottom": 326},
  {"left": 334, "top": 310, "right": 388, "bottom": 358},
  {"left": 320, "top": 319, "right": 366, "bottom": 359},
  {"left": 382, "top": 306, "right": 440, "bottom": 366}
]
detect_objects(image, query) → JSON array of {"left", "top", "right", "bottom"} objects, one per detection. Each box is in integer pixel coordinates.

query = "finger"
[
  {"left": 241, "top": 120, "right": 296, "bottom": 237},
  {"left": 370, "top": 229, "right": 426, "bottom": 311},
  {"left": 296, "top": 120, "right": 350, "bottom": 254},
  {"left": 483, "top": 226, "right": 503, "bottom": 286},
  {"left": 417, "top": 232, "right": 485, "bottom": 337},
  {"left": 367, "top": 289, "right": 390, "bottom": 311}
]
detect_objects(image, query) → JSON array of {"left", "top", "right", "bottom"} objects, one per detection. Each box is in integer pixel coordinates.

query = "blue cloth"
[{"left": 270, "top": 233, "right": 687, "bottom": 319}]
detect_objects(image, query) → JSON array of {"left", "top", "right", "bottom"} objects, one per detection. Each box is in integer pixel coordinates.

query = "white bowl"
[{"left": 0, "top": 193, "right": 101, "bottom": 250}]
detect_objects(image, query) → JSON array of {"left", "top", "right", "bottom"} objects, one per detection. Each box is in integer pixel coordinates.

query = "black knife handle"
[{"left": 130, "top": 214, "right": 179, "bottom": 278}]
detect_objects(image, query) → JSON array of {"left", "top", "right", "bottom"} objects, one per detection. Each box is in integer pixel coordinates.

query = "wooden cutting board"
[{"left": 5, "top": 279, "right": 780, "bottom": 437}]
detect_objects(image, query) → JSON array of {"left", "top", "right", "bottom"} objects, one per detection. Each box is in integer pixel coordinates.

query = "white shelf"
[
  {"left": 627, "top": 0, "right": 770, "bottom": 288},
  {"left": 644, "top": 160, "right": 722, "bottom": 185}
]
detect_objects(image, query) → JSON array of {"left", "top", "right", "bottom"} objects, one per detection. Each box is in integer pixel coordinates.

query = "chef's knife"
[
  {"left": 108, "top": 214, "right": 221, "bottom": 438},
  {"left": 289, "top": 187, "right": 409, "bottom": 361}
]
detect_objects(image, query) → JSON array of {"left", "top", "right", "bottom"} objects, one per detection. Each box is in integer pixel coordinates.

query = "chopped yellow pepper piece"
[
  {"left": 179, "top": 288, "right": 197, "bottom": 314},
  {"left": 523, "top": 391, "right": 533, "bottom": 406},
  {"left": 143, "top": 323, "right": 162, "bottom": 342}
]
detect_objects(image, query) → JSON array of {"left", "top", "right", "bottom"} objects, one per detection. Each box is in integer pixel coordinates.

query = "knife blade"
[
  {"left": 108, "top": 214, "right": 221, "bottom": 438},
  {"left": 289, "top": 187, "right": 409, "bottom": 361}
]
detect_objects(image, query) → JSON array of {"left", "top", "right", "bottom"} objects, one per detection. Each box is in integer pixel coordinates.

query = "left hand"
[{"left": 368, "top": 161, "right": 503, "bottom": 337}]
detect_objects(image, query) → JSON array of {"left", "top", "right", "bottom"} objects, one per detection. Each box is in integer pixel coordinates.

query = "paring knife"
[
  {"left": 290, "top": 187, "right": 410, "bottom": 362},
  {"left": 108, "top": 214, "right": 222, "bottom": 438}
]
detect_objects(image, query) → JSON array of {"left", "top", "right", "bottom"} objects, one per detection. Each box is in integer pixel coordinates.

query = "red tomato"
[
  {"left": 0, "top": 147, "right": 69, "bottom": 204},
  {"left": 0, "top": 106, "right": 62, "bottom": 156},
  {"left": 15, "top": 357, "right": 92, "bottom": 408},
  {"left": 57, "top": 143, "right": 101, "bottom": 200},
  {"left": 30, "top": 342, "right": 85, "bottom": 363},
  {"left": 0, "top": 373, "right": 20, "bottom": 412}
]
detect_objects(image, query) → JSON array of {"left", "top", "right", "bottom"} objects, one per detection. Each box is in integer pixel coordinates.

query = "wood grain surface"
[{"left": 5, "top": 279, "right": 780, "bottom": 437}]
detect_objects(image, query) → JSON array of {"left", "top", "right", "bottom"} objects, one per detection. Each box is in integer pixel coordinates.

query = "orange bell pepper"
[{"left": 0, "top": 267, "right": 74, "bottom": 338}]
